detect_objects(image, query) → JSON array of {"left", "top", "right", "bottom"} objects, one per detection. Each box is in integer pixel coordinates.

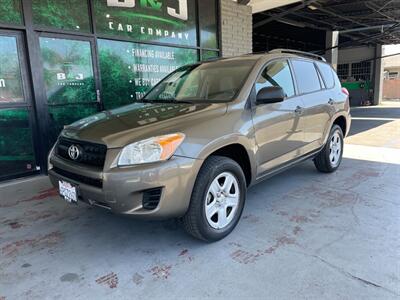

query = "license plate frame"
[{"left": 59, "top": 180, "right": 78, "bottom": 204}]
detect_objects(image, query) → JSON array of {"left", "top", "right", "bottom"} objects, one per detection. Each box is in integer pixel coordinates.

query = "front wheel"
[
  {"left": 314, "top": 125, "right": 344, "bottom": 173},
  {"left": 182, "top": 156, "right": 246, "bottom": 242}
]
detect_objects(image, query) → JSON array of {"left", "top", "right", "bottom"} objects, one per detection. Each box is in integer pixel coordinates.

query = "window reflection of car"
[{"left": 48, "top": 50, "right": 351, "bottom": 242}]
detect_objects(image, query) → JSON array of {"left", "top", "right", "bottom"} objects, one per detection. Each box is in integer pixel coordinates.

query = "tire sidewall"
[
  {"left": 325, "top": 125, "right": 344, "bottom": 171},
  {"left": 195, "top": 159, "right": 246, "bottom": 241}
]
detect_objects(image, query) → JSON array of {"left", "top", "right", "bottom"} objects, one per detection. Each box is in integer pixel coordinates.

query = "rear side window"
[
  {"left": 256, "top": 60, "right": 295, "bottom": 98},
  {"left": 291, "top": 60, "right": 321, "bottom": 94},
  {"left": 317, "top": 62, "right": 335, "bottom": 89}
]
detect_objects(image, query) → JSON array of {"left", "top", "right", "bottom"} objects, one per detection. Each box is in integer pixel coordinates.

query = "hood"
[{"left": 61, "top": 102, "right": 227, "bottom": 148}]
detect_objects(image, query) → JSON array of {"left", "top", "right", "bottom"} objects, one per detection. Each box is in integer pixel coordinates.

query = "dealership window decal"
[
  {"left": 94, "top": 0, "right": 197, "bottom": 46},
  {"left": 98, "top": 39, "right": 197, "bottom": 109}
]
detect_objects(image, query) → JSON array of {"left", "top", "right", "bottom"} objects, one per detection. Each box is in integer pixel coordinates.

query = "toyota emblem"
[{"left": 68, "top": 145, "right": 81, "bottom": 160}]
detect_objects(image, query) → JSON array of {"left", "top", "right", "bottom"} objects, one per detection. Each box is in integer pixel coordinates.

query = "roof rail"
[{"left": 269, "top": 49, "right": 327, "bottom": 62}]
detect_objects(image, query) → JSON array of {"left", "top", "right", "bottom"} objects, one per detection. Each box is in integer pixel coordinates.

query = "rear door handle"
[
  {"left": 328, "top": 98, "right": 335, "bottom": 105},
  {"left": 294, "top": 106, "right": 303, "bottom": 115}
]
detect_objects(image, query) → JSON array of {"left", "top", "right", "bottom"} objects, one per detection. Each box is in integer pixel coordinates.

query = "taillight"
[{"left": 341, "top": 87, "right": 349, "bottom": 96}]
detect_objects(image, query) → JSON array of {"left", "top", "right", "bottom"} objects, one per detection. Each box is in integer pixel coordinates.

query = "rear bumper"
[{"left": 48, "top": 154, "right": 203, "bottom": 219}]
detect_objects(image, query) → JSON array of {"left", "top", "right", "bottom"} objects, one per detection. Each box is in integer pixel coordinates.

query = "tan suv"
[{"left": 48, "top": 49, "right": 351, "bottom": 242}]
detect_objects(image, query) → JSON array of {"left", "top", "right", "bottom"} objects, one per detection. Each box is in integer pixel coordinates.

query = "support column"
[
  {"left": 373, "top": 44, "right": 384, "bottom": 106},
  {"left": 220, "top": 0, "right": 252, "bottom": 57},
  {"left": 325, "top": 31, "right": 339, "bottom": 70}
]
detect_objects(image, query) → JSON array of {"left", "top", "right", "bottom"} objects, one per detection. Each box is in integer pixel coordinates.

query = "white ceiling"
[{"left": 248, "top": 0, "right": 301, "bottom": 14}]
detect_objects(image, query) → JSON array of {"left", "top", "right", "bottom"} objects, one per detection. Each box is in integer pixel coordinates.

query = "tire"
[
  {"left": 314, "top": 125, "right": 344, "bottom": 173},
  {"left": 182, "top": 156, "right": 246, "bottom": 242}
]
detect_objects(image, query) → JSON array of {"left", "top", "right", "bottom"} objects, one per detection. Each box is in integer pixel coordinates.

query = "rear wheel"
[
  {"left": 183, "top": 156, "right": 246, "bottom": 242},
  {"left": 314, "top": 125, "right": 344, "bottom": 173}
]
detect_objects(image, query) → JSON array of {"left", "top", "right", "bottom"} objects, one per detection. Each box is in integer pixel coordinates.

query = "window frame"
[
  {"left": 0, "top": 30, "right": 32, "bottom": 109},
  {"left": 37, "top": 32, "right": 101, "bottom": 107},
  {"left": 289, "top": 58, "right": 324, "bottom": 96},
  {"left": 253, "top": 58, "right": 298, "bottom": 105},
  {"left": 143, "top": 59, "right": 258, "bottom": 103},
  {"left": 315, "top": 61, "right": 336, "bottom": 90},
  {"left": 0, "top": 29, "right": 39, "bottom": 180}
]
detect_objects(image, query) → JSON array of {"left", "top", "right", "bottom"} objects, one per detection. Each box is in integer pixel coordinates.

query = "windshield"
[{"left": 143, "top": 60, "right": 256, "bottom": 103}]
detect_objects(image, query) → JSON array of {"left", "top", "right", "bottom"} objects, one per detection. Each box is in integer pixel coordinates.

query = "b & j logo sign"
[
  {"left": 101, "top": 0, "right": 195, "bottom": 45},
  {"left": 56, "top": 73, "right": 85, "bottom": 86},
  {"left": 107, "top": 0, "right": 188, "bottom": 21}
]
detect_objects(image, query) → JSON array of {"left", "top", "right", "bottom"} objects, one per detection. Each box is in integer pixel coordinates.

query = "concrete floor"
[{"left": 1, "top": 103, "right": 399, "bottom": 299}]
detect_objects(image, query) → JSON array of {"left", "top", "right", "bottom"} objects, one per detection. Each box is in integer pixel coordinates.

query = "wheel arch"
[
  {"left": 333, "top": 115, "right": 347, "bottom": 136},
  {"left": 208, "top": 143, "right": 253, "bottom": 186},
  {"left": 323, "top": 112, "right": 351, "bottom": 145}
]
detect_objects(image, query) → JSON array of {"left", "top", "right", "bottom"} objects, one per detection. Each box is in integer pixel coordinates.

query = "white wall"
[
  {"left": 248, "top": 0, "right": 300, "bottom": 13},
  {"left": 383, "top": 44, "right": 400, "bottom": 69},
  {"left": 338, "top": 46, "right": 375, "bottom": 64}
]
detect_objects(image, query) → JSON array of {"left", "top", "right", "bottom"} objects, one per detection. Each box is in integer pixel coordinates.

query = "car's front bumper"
[{"left": 48, "top": 153, "right": 203, "bottom": 219}]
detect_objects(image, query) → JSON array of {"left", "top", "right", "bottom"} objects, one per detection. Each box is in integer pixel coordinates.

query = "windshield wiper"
[{"left": 140, "top": 99, "right": 195, "bottom": 104}]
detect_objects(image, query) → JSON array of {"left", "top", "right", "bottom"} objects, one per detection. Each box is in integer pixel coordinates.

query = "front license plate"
[{"left": 59, "top": 181, "right": 78, "bottom": 204}]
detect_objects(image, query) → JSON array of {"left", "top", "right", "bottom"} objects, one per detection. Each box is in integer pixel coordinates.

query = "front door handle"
[
  {"left": 294, "top": 106, "right": 303, "bottom": 115},
  {"left": 328, "top": 98, "right": 335, "bottom": 105}
]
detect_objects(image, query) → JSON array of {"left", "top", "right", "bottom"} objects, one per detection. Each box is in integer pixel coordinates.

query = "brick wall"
[
  {"left": 383, "top": 79, "right": 400, "bottom": 100},
  {"left": 220, "top": 0, "right": 253, "bottom": 57}
]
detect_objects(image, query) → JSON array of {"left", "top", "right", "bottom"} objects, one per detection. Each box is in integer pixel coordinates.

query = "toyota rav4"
[{"left": 48, "top": 49, "right": 351, "bottom": 242}]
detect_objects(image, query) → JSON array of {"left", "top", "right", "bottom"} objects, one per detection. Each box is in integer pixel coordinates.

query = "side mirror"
[{"left": 256, "top": 86, "right": 285, "bottom": 104}]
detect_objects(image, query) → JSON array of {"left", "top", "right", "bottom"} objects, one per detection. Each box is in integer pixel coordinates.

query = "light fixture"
[{"left": 308, "top": 5, "right": 318, "bottom": 10}]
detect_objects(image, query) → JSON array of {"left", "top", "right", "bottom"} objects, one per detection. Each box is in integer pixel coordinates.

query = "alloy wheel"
[
  {"left": 204, "top": 172, "right": 240, "bottom": 229},
  {"left": 329, "top": 130, "right": 342, "bottom": 167}
]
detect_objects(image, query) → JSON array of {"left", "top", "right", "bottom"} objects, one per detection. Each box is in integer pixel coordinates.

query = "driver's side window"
[{"left": 256, "top": 60, "right": 295, "bottom": 98}]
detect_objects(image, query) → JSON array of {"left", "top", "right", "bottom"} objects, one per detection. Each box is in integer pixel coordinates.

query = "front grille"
[
  {"left": 142, "top": 188, "right": 162, "bottom": 210},
  {"left": 53, "top": 167, "right": 103, "bottom": 188},
  {"left": 56, "top": 137, "right": 107, "bottom": 167}
]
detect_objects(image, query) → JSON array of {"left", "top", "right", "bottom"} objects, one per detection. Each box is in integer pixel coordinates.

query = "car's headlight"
[{"left": 118, "top": 133, "right": 185, "bottom": 166}]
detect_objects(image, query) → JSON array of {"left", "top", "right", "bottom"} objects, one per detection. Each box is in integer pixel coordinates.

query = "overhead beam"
[
  {"left": 340, "top": 23, "right": 397, "bottom": 34},
  {"left": 365, "top": 2, "right": 399, "bottom": 23},
  {"left": 260, "top": 10, "right": 365, "bottom": 41},
  {"left": 313, "top": 6, "right": 370, "bottom": 28}
]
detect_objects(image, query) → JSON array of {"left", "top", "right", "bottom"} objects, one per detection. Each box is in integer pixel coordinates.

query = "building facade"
[
  {"left": 383, "top": 46, "right": 400, "bottom": 100},
  {"left": 0, "top": 0, "right": 221, "bottom": 181}
]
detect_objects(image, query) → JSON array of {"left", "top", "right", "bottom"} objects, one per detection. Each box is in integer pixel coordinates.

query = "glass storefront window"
[
  {"left": 199, "top": 0, "right": 218, "bottom": 49},
  {"left": 0, "top": 0, "right": 23, "bottom": 25},
  {"left": 32, "top": 0, "right": 91, "bottom": 32},
  {"left": 202, "top": 50, "right": 219, "bottom": 61},
  {"left": 98, "top": 38, "right": 198, "bottom": 110},
  {"left": 39, "top": 37, "right": 98, "bottom": 142},
  {"left": 94, "top": 0, "right": 197, "bottom": 47},
  {"left": 0, "top": 108, "right": 36, "bottom": 179},
  {"left": 39, "top": 37, "right": 96, "bottom": 105},
  {"left": 0, "top": 35, "right": 25, "bottom": 103}
]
